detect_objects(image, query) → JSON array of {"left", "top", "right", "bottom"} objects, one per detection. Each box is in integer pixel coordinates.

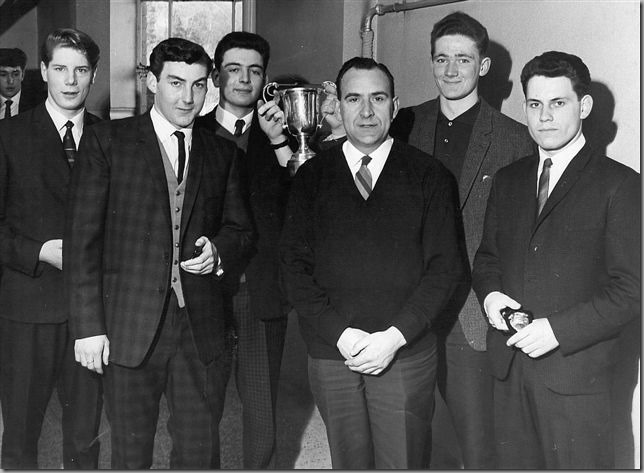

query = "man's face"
[
  {"left": 339, "top": 67, "right": 399, "bottom": 155},
  {"left": 0, "top": 66, "right": 24, "bottom": 98},
  {"left": 524, "top": 75, "right": 592, "bottom": 154},
  {"left": 40, "top": 46, "right": 95, "bottom": 118},
  {"left": 147, "top": 61, "right": 208, "bottom": 129},
  {"left": 213, "top": 48, "right": 265, "bottom": 116},
  {"left": 432, "top": 34, "right": 490, "bottom": 102}
]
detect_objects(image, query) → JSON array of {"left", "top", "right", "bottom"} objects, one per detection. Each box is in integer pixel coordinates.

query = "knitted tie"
[
  {"left": 536, "top": 157, "right": 553, "bottom": 216},
  {"left": 174, "top": 130, "right": 186, "bottom": 184},
  {"left": 355, "top": 155, "right": 373, "bottom": 200},
  {"left": 4, "top": 99, "right": 12, "bottom": 119},
  {"left": 62, "top": 121, "right": 77, "bottom": 167},
  {"left": 234, "top": 119, "right": 245, "bottom": 137}
]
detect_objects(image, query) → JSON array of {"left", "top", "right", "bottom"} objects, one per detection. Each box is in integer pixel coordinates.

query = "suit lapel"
[
  {"left": 459, "top": 100, "right": 493, "bottom": 209},
  {"left": 414, "top": 100, "right": 438, "bottom": 161},
  {"left": 534, "top": 143, "right": 593, "bottom": 231},
  {"left": 180, "top": 129, "right": 204, "bottom": 239},
  {"left": 33, "top": 105, "right": 72, "bottom": 191},
  {"left": 138, "top": 113, "right": 172, "bottom": 228}
]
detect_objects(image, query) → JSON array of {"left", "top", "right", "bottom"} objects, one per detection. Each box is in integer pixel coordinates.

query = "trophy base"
[{"left": 288, "top": 149, "right": 316, "bottom": 176}]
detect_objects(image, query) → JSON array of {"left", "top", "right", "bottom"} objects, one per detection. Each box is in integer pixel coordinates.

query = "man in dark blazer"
[
  {"left": 64, "top": 38, "right": 254, "bottom": 469},
  {"left": 196, "top": 31, "right": 292, "bottom": 469},
  {"left": 0, "top": 29, "right": 103, "bottom": 469},
  {"left": 472, "top": 51, "right": 640, "bottom": 469},
  {"left": 280, "top": 57, "right": 470, "bottom": 469},
  {"left": 389, "top": 12, "right": 534, "bottom": 468},
  {"left": 0, "top": 48, "right": 31, "bottom": 119}
]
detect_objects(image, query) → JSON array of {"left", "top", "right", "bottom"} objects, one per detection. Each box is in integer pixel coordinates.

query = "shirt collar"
[
  {"left": 438, "top": 100, "right": 480, "bottom": 126},
  {"left": 343, "top": 136, "right": 394, "bottom": 168},
  {"left": 215, "top": 105, "right": 254, "bottom": 135},
  {"left": 1, "top": 90, "right": 20, "bottom": 104},
  {"left": 45, "top": 97, "right": 85, "bottom": 134},
  {"left": 538, "top": 129, "right": 586, "bottom": 168},
  {"left": 150, "top": 104, "right": 193, "bottom": 144}
]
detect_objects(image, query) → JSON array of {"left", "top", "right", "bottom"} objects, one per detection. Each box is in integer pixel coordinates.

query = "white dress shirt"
[
  {"left": 342, "top": 137, "right": 394, "bottom": 188},
  {"left": 1, "top": 91, "right": 20, "bottom": 119},
  {"left": 150, "top": 105, "right": 193, "bottom": 181},
  {"left": 215, "top": 105, "right": 253, "bottom": 135},
  {"left": 536, "top": 131, "right": 586, "bottom": 198},
  {"left": 45, "top": 98, "right": 85, "bottom": 145}
]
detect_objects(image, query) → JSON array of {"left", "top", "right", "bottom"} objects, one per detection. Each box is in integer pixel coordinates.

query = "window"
[{"left": 137, "top": 0, "right": 249, "bottom": 115}]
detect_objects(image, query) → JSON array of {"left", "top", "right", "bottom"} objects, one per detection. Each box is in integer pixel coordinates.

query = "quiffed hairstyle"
[
  {"left": 40, "top": 28, "right": 100, "bottom": 70},
  {"left": 430, "top": 11, "right": 489, "bottom": 57},
  {"left": 335, "top": 56, "right": 395, "bottom": 99},
  {"left": 213, "top": 31, "right": 270, "bottom": 71},
  {"left": 520, "top": 51, "right": 591, "bottom": 99},
  {"left": 149, "top": 37, "right": 213, "bottom": 79},
  {"left": 0, "top": 48, "right": 27, "bottom": 69}
]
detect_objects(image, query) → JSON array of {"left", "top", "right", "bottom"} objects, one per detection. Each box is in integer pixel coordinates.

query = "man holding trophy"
[
  {"left": 280, "top": 57, "right": 470, "bottom": 469},
  {"left": 196, "top": 32, "right": 292, "bottom": 469}
]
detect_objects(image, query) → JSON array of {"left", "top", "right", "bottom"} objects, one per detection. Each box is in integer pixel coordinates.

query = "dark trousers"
[
  {"left": 232, "top": 283, "right": 287, "bottom": 468},
  {"left": 436, "top": 322, "right": 495, "bottom": 468},
  {"left": 0, "top": 318, "right": 103, "bottom": 469},
  {"left": 495, "top": 353, "right": 613, "bottom": 469},
  {"left": 103, "top": 293, "right": 231, "bottom": 469},
  {"left": 309, "top": 346, "right": 436, "bottom": 469}
]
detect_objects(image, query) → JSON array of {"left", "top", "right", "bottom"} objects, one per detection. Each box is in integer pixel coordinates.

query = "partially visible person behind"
[
  {"left": 0, "top": 28, "right": 103, "bottom": 469},
  {"left": 196, "top": 32, "right": 294, "bottom": 469},
  {"left": 0, "top": 48, "right": 31, "bottom": 119},
  {"left": 388, "top": 12, "right": 534, "bottom": 468},
  {"left": 472, "top": 50, "right": 640, "bottom": 469},
  {"left": 280, "top": 56, "right": 469, "bottom": 469},
  {"left": 64, "top": 37, "right": 254, "bottom": 469}
]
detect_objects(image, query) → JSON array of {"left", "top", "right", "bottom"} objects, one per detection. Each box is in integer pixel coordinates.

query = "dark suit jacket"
[
  {"left": 64, "top": 112, "right": 254, "bottom": 367},
  {"left": 197, "top": 110, "right": 292, "bottom": 321},
  {"left": 280, "top": 139, "right": 470, "bottom": 360},
  {"left": 390, "top": 97, "right": 534, "bottom": 350},
  {"left": 0, "top": 103, "right": 100, "bottom": 323},
  {"left": 17, "top": 92, "right": 41, "bottom": 114},
  {"left": 472, "top": 143, "right": 640, "bottom": 394}
]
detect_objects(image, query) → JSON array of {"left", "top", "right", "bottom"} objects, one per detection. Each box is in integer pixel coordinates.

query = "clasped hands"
[
  {"left": 483, "top": 291, "right": 559, "bottom": 357},
  {"left": 336, "top": 326, "right": 406, "bottom": 376}
]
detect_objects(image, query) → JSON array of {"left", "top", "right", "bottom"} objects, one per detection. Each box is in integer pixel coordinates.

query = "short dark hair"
[
  {"left": 40, "top": 28, "right": 100, "bottom": 70},
  {"left": 148, "top": 37, "right": 213, "bottom": 79},
  {"left": 214, "top": 31, "right": 270, "bottom": 71},
  {"left": 335, "top": 56, "right": 395, "bottom": 99},
  {"left": 0, "top": 48, "right": 27, "bottom": 69},
  {"left": 430, "top": 11, "right": 489, "bottom": 57},
  {"left": 520, "top": 51, "right": 591, "bottom": 99}
]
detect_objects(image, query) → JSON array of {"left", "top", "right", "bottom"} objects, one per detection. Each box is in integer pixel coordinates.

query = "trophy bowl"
[{"left": 263, "top": 81, "right": 332, "bottom": 175}]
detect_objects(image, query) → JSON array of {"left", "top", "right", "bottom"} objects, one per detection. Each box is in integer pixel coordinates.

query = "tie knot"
[
  {"left": 543, "top": 157, "right": 553, "bottom": 169},
  {"left": 234, "top": 119, "right": 245, "bottom": 136},
  {"left": 5, "top": 99, "right": 12, "bottom": 106},
  {"left": 361, "top": 155, "right": 372, "bottom": 167},
  {"left": 173, "top": 130, "right": 185, "bottom": 142},
  {"left": 65, "top": 120, "right": 74, "bottom": 131}
]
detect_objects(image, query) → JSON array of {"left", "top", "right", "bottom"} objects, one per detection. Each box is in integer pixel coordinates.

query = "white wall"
[{"left": 374, "top": 0, "right": 640, "bottom": 171}]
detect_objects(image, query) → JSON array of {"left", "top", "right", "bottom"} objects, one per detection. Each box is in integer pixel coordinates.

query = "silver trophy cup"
[{"left": 263, "top": 82, "right": 331, "bottom": 175}]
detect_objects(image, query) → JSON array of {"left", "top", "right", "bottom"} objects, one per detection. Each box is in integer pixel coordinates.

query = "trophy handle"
[{"left": 262, "top": 82, "right": 280, "bottom": 104}]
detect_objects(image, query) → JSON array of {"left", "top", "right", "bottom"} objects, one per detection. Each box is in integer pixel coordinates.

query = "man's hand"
[
  {"left": 344, "top": 327, "right": 406, "bottom": 375},
  {"left": 257, "top": 98, "right": 287, "bottom": 142},
  {"left": 336, "top": 327, "right": 370, "bottom": 360},
  {"left": 180, "top": 236, "right": 215, "bottom": 275},
  {"left": 39, "top": 239, "right": 63, "bottom": 270},
  {"left": 507, "top": 318, "right": 559, "bottom": 357},
  {"left": 483, "top": 291, "right": 521, "bottom": 331},
  {"left": 320, "top": 81, "right": 344, "bottom": 135},
  {"left": 75, "top": 335, "right": 109, "bottom": 374}
]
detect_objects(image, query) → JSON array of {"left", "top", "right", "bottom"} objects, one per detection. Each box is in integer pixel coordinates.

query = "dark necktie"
[
  {"left": 234, "top": 119, "right": 245, "bottom": 137},
  {"left": 4, "top": 99, "right": 12, "bottom": 119},
  {"left": 536, "top": 157, "right": 553, "bottom": 216},
  {"left": 174, "top": 130, "right": 186, "bottom": 184},
  {"left": 355, "top": 155, "right": 373, "bottom": 200},
  {"left": 63, "top": 121, "right": 77, "bottom": 167}
]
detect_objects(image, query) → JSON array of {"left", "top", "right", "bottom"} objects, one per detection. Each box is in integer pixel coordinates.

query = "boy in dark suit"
[
  {"left": 196, "top": 31, "right": 293, "bottom": 469},
  {"left": 64, "top": 38, "right": 254, "bottom": 469},
  {"left": 0, "top": 28, "right": 103, "bottom": 469},
  {"left": 472, "top": 51, "right": 640, "bottom": 468},
  {"left": 280, "top": 57, "right": 469, "bottom": 469}
]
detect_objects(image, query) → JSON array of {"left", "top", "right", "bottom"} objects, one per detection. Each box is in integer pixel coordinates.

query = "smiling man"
[
  {"left": 196, "top": 32, "right": 293, "bottom": 469},
  {"left": 64, "top": 37, "right": 254, "bottom": 469},
  {"left": 472, "top": 51, "right": 640, "bottom": 469},
  {"left": 280, "top": 56, "right": 470, "bottom": 469},
  {"left": 0, "top": 28, "right": 102, "bottom": 469}
]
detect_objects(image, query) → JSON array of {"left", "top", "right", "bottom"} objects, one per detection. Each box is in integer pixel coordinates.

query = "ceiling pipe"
[{"left": 361, "top": 0, "right": 466, "bottom": 58}]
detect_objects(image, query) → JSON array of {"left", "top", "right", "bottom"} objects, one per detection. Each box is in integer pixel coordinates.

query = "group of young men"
[{"left": 0, "top": 10, "right": 639, "bottom": 471}]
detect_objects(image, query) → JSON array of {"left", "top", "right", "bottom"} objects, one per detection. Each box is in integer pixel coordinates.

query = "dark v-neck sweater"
[{"left": 280, "top": 139, "right": 470, "bottom": 360}]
